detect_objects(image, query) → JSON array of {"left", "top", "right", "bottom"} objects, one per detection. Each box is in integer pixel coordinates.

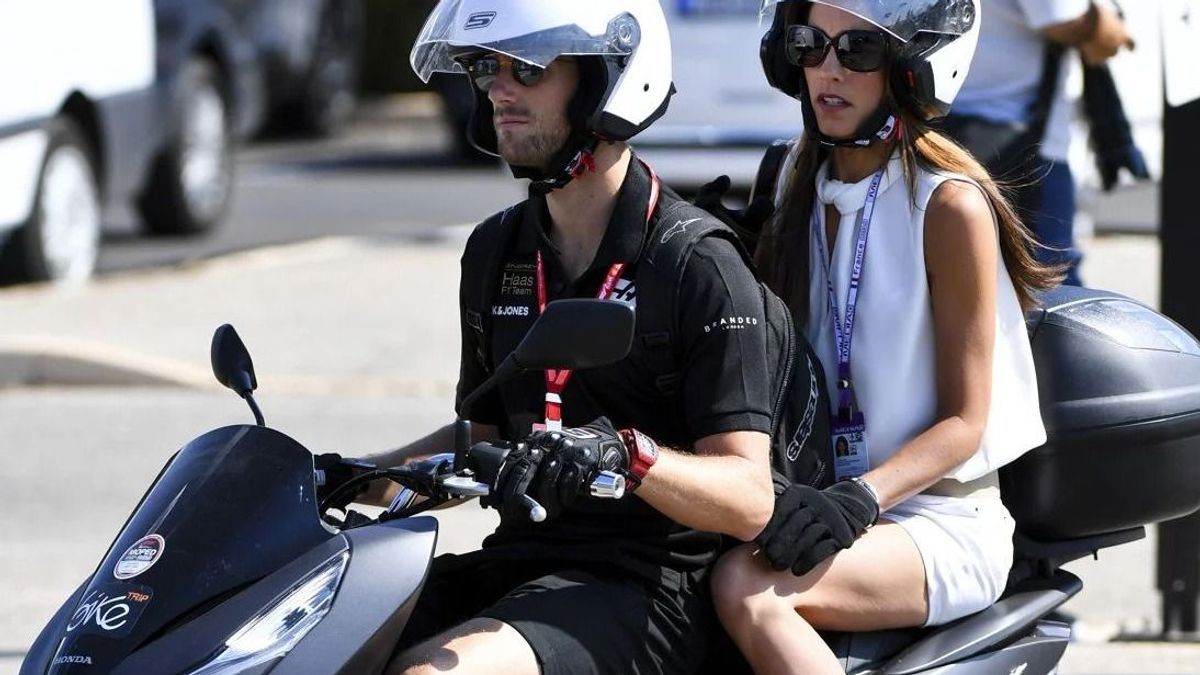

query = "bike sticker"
[
  {"left": 66, "top": 583, "right": 154, "bottom": 639},
  {"left": 113, "top": 534, "right": 165, "bottom": 580}
]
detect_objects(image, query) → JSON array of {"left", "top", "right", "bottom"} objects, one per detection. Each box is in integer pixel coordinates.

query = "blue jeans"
[{"left": 1033, "top": 159, "right": 1082, "bottom": 286}]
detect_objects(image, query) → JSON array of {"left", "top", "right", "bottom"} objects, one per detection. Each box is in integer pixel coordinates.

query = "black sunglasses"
[
  {"left": 462, "top": 54, "right": 547, "bottom": 92},
  {"left": 785, "top": 25, "right": 890, "bottom": 73}
]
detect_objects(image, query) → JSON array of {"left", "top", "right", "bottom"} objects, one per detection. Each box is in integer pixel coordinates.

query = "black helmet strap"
[{"left": 511, "top": 132, "right": 601, "bottom": 195}]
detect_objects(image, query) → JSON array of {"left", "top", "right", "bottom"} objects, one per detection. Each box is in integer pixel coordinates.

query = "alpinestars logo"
[
  {"left": 464, "top": 11, "right": 496, "bottom": 30},
  {"left": 661, "top": 218, "right": 702, "bottom": 244},
  {"left": 492, "top": 305, "right": 529, "bottom": 317},
  {"left": 611, "top": 279, "right": 636, "bottom": 308}
]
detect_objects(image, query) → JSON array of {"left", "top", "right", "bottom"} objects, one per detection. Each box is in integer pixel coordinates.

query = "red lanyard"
[{"left": 533, "top": 161, "right": 660, "bottom": 430}]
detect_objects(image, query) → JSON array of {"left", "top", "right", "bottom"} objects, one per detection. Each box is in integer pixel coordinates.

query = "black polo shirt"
[{"left": 454, "top": 155, "right": 773, "bottom": 582}]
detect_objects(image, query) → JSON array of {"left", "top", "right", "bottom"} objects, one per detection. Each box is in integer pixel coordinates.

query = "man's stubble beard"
[{"left": 496, "top": 113, "right": 571, "bottom": 171}]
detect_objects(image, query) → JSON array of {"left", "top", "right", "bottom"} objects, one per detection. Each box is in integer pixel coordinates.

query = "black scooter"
[
  {"left": 22, "top": 288, "right": 1200, "bottom": 674},
  {"left": 21, "top": 298, "right": 633, "bottom": 675}
]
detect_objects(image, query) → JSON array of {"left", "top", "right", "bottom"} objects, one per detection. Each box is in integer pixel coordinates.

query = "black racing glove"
[
  {"left": 692, "top": 175, "right": 776, "bottom": 240},
  {"left": 314, "top": 453, "right": 370, "bottom": 509},
  {"left": 755, "top": 479, "right": 880, "bottom": 576},
  {"left": 519, "top": 417, "right": 632, "bottom": 519}
]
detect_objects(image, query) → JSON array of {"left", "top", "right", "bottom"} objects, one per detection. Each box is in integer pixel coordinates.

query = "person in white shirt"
[
  {"left": 711, "top": 2, "right": 1060, "bottom": 673},
  {"left": 946, "top": 0, "right": 1133, "bottom": 285}
]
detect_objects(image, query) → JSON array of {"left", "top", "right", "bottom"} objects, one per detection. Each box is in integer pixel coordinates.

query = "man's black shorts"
[{"left": 394, "top": 550, "right": 713, "bottom": 675}]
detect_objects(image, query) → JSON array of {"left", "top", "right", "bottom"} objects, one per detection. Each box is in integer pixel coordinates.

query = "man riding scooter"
[{"left": 356, "top": 1, "right": 785, "bottom": 673}]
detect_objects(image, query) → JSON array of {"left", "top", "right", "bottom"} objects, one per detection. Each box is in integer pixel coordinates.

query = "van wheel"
[
  {"left": 138, "top": 58, "right": 233, "bottom": 235},
  {"left": 0, "top": 118, "right": 101, "bottom": 285}
]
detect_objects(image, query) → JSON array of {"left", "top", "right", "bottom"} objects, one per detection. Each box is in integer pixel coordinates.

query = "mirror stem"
[
  {"left": 243, "top": 392, "right": 266, "bottom": 427},
  {"left": 453, "top": 419, "right": 472, "bottom": 471}
]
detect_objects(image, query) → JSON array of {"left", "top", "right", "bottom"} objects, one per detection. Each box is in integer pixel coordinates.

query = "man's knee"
[{"left": 387, "top": 618, "right": 539, "bottom": 675}]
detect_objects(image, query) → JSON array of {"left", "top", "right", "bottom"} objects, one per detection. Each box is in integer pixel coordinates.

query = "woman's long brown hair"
[{"left": 755, "top": 109, "right": 1061, "bottom": 322}]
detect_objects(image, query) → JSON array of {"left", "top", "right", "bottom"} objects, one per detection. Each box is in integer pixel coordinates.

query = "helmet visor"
[
  {"left": 411, "top": 0, "right": 642, "bottom": 83},
  {"left": 759, "top": 0, "right": 976, "bottom": 43}
]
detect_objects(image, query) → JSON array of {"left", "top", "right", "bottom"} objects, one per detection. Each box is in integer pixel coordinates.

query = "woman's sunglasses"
[
  {"left": 785, "top": 25, "right": 889, "bottom": 73},
  {"left": 462, "top": 54, "right": 547, "bottom": 92}
]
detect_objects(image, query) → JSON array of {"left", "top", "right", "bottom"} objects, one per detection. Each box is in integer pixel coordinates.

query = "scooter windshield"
[{"left": 48, "top": 425, "right": 332, "bottom": 672}]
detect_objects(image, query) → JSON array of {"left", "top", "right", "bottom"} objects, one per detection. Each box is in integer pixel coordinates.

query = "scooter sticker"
[
  {"left": 113, "top": 534, "right": 165, "bottom": 580},
  {"left": 66, "top": 583, "right": 154, "bottom": 639}
]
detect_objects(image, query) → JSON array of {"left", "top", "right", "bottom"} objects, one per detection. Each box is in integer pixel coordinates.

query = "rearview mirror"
[
  {"left": 512, "top": 299, "right": 635, "bottom": 371},
  {"left": 455, "top": 299, "right": 635, "bottom": 421},
  {"left": 211, "top": 324, "right": 258, "bottom": 397}
]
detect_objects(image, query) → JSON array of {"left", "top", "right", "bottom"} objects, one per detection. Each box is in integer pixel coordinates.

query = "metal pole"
[{"left": 1157, "top": 95, "right": 1200, "bottom": 640}]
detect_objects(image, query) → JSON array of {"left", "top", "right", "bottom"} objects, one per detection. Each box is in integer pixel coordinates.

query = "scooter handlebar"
[{"left": 440, "top": 470, "right": 626, "bottom": 521}]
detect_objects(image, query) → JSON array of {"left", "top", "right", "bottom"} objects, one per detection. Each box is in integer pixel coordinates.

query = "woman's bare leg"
[{"left": 712, "top": 521, "right": 927, "bottom": 675}]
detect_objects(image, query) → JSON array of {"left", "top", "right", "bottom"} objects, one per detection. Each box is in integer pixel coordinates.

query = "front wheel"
[
  {"left": 138, "top": 57, "right": 234, "bottom": 235},
  {"left": 0, "top": 117, "right": 101, "bottom": 285}
]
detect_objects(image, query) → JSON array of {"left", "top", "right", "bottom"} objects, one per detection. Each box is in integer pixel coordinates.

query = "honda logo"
[{"left": 464, "top": 11, "right": 496, "bottom": 30}]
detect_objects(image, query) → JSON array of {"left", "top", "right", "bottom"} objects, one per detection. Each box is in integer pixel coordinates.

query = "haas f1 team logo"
[{"left": 611, "top": 279, "right": 636, "bottom": 309}]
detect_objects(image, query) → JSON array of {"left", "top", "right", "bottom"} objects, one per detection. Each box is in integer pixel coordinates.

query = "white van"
[
  {"left": 0, "top": 0, "right": 156, "bottom": 284},
  {"left": 635, "top": 0, "right": 802, "bottom": 188}
]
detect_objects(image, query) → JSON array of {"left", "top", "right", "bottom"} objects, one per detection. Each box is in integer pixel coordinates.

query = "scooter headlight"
[{"left": 188, "top": 550, "right": 349, "bottom": 674}]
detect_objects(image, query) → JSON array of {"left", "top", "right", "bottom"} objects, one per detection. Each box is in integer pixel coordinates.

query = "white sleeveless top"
[{"left": 795, "top": 153, "right": 1046, "bottom": 482}]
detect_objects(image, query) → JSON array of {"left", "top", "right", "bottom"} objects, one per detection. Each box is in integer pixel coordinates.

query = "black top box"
[{"left": 1000, "top": 286, "right": 1200, "bottom": 541}]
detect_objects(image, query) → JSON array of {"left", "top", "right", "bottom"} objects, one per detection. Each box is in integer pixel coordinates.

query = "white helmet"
[
  {"left": 411, "top": 0, "right": 674, "bottom": 189},
  {"left": 760, "top": 0, "right": 980, "bottom": 143}
]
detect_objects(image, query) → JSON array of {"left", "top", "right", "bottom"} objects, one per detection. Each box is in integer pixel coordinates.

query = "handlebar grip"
[{"left": 589, "top": 471, "right": 626, "bottom": 499}]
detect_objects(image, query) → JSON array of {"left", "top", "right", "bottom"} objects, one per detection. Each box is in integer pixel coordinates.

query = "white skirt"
[{"left": 882, "top": 494, "right": 1015, "bottom": 626}]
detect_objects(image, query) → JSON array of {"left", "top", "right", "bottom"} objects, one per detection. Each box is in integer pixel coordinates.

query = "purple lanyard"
[{"left": 812, "top": 169, "right": 885, "bottom": 416}]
